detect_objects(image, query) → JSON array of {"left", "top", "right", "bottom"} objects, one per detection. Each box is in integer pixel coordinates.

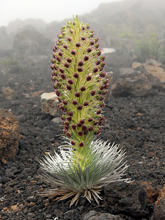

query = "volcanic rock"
[
  {"left": 41, "top": 92, "right": 61, "bottom": 116},
  {"left": 0, "top": 109, "right": 20, "bottom": 160},
  {"left": 153, "top": 185, "right": 165, "bottom": 220},
  {"left": 1, "top": 86, "right": 15, "bottom": 100}
]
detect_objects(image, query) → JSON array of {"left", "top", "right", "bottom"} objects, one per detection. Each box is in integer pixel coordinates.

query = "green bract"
[{"left": 39, "top": 16, "right": 130, "bottom": 206}]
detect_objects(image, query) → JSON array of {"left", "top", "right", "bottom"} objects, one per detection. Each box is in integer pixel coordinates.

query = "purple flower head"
[
  {"left": 78, "top": 131, "right": 83, "bottom": 136},
  {"left": 82, "top": 125, "right": 87, "bottom": 131},
  {"left": 77, "top": 123, "right": 82, "bottom": 127},
  {"left": 58, "top": 51, "right": 63, "bottom": 57},
  {"left": 68, "top": 79, "right": 74, "bottom": 84},
  {"left": 97, "top": 50, "right": 101, "bottom": 56},
  {"left": 72, "top": 100, "right": 78, "bottom": 105},
  {"left": 79, "top": 141, "right": 84, "bottom": 147},
  {"left": 71, "top": 140, "right": 75, "bottom": 146},
  {"left": 88, "top": 118, "right": 93, "bottom": 122},
  {"left": 66, "top": 116, "right": 72, "bottom": 122},
  {"left": 59, "top": 68, "right": 64, "bottom": 73},
  {"left": 80, "top": 119, "right": 85, "bottom": 124},
  {"left": 67, "top": 58, "right": 72, "bottom": 63},
  {"left": 66, "top": 132, "right": 71, "bottom": 138},
  {"left": 64, "top": 63, "right": 70, "bottom": 68},
  {"left": 88, "top": 126, "right": 93, "bottom": 131},
  {"left": 70, "top": 29, "right": 73, "bottom": 34},
  {"left": 68, "top": 111, "right": 73, "bottom": 116},
  {"left": 84, "top": 55, "right": 89, "bottom": 62},
  {"left": 96, "top": 60, "right": 101, "bottom": 65},
  {"left": 93, "top": 121, "right": 98, "bottom": 126},
  {"left": 90, "top": 40, "right": 95, "bottom": 46},
  {"left": 96, "top": 110, "right": 102, "bottom": 114},
  {"left": 95, "top": 37, "right": 99, "bottom": 43},
  {"left": 100, "top": 72, "right": 106, "bottom": 77},
  {"left": 82, "top": 26, "right": 85, "bottom": 30},
  {"left": 67, "top": 37, "right": 72, "bottom": 42},
  {"left": 100, "top": 62, "right": 105, "bottom": 67},
  {"left": 87, "top": 47, "right": 92, "bottom": 53},
  {"left": 100, "top": 55, "right": 105, "bottom": 61},
  {"left": 63, "top": 100, "right": 68, "bottom": 105},
  {"left": 66, "top": 85, "right": 72, "bottom": 90},
  {"left": 73, "top": 73, "right": 79, "bottom": 78},
  {"left": 71, "top": 50, "right": 76, "bottom": 56},
  {"left": 75, "top": 42, "right": 81, "bottom": 48},
  {"left": 77, "top": 67, "right": 83, "bottom": 72},
  {"left": 81, "top": 36, "right": 86, "bottom": 41},
  {"left": 77, "top": 105, "right": 83, "bottom": 110},
  {"left": 83, "top": 101, "right": 89, "bottom": 106},
  {"left": 95, "top": 43, "right": 99, "bottom": 48},
  {"left": 100, "top": 85, "right": 105, "bottom": 90},
  {"left": 71, "top": 124, "right": 76, "bottom": 130},
  {"left": 75, "top": 92, "right": 81, "bottom": 97},
  {"left": 56, "top": 56, "right": 61, "bottom": 62},
  {"left": 78, "top": 61, "right": 84, "bottom": 66},
  {"left": 80, "top": 86, "right": 86, "bottom": 92},
  {"left": 61, "top": 74, "right": 66, "bottom": 80},
  {"left": 63, "top": 44, "right": 68, "bottom": 49},
  {"left": 93, "top": 67, "right": 98, "bottom": 73},
  {"left": 86, "top": 75, "right": 92, "bottom": 81},
  {"left": 91, "top": 90, "right": 96, "bottom": 96}
]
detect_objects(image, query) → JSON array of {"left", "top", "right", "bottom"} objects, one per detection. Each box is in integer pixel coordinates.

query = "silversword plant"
[{"left": 39, "top": 16, "right": 130, "bottom": 206}]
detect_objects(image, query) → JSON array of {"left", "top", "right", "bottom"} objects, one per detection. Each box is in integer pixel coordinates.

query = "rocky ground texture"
[{"left": 0, "top": 60, "right": 165, "bottom": 220}]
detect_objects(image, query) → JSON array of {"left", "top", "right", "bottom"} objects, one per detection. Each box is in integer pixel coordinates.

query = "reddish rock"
[
  {"left": 153, "top": 185, "right": 165, "bottom": 220},
  {"left": 146, "top": 185, "right": 160, "bottom": 204},
  {"left": 1, "top": 86, "right": 15, "bottom": 100},
  {"left": 0, "top": 109, "right": 20, "bottom": 160}
]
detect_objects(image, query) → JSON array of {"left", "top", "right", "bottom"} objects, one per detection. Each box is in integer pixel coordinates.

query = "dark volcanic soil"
[{"left": 0, "top": 64, "right": 165, "bottom": 220}]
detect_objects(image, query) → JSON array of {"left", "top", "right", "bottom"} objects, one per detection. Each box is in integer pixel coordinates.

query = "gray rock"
[{"left": 83, "top": 210, "right": 123, "bottom": 220}]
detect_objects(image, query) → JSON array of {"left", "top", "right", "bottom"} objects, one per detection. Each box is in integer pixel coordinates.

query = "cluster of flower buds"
[{"left": 51, "top": 16, "right": 108, "bottom": 149}]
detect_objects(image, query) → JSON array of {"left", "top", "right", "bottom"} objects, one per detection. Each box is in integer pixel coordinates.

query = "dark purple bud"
[
  {"left": 58, "top": 51, "right": 63, "bottom": 57},
  {"left": 82, "top": 125, "right": 87, "bottom": 131},
  {"left": 97, "top": 50, "right": 101, "bottom": 56},
  {"left": 67, "top": 58, "right": 72, "bottom": 63},
  {"left": 68, "top": 111, "right": 73, "bottom": 116},
  {"left": 77, "top": 67, "right": 83, "bottom": 72},
  {"left": 56, "top": 82, "right": 61, "bottom": 87},
  {"left": 100, "top": 96, "right": 104, "bottom": 101},
  {"left": 77, "top": 105, "right": 83, "bottom": 110},
  {"left": 72, "top": 100, "right": 78, "bottom": 105},
  {"left": 87, "top": 47, "right": 92, "bottom": 53},
  {"left": 100, "top": 55, "right": 105, "bottom": 61},
  {"left": 100, "top": 72, "right": 106, "bottom": 77},
  {"left": 86, "top": 75, "right": 91, "bottom": 81},
  {"left": 82, "top": 26, "right": 85, "bottom": 30},
  {"left": 70, "top": 29, "right": 73, "bottom": 34},
  {"left": 71, "top": 140, "right": 75, "bottom": 145},
  {"left": 66, "top": 116, "right": 72, "bottom": 122},
  {"left": 78, "top": 61, "right": 84, "bottom": 66},
  {"left": 64, "top": 63, "right": 70, "bottom": 68},
  {"left": 63, "top": 100, "right": 68, "bottom": 105},
  {"left": 73, "top": 73, "right": 79, "bottom": 78},
  {"left": 63, "top": 44, "right": 68, "bottom": 49},
  {"left": 66, "top": 132, "right": 71, "bottom": 138},
  {"left": 59, "top": 68, "right": 64, "bottom": 73},
  {"left": 56, "top": 56, "right": 61, "bottom": 62},
  {"left": 71, "top": 50, "right": 76, "bottom": 56},
  {"left": 84, "top": 55, "right": 89, "bottom": 61},
  {"left": 81, "top": 36, "right": 86, "bottom": 41},
  {"left": 91, "top": 90, "right": 96, "bottom": 96},
  {"left": 79, "top": 141, "right": 84, "bottom": 147},
  {"left": 61, "top": 74, "right": 66, "bottom": 80},
  {"left": 90, "top": 40, "right": 94, "bottom": 46},
  {"left": 55, "top": 90, "right": 60, "bottom": 96},
  {"left": 95, "top": 37, "right": 99, "bottom": 43},
  {"left": 78, "top": 131, "right": 83, "bottom": 136},
  {"left": 75, "top": 43, "right": 81, "bottom": 48},
  {"left": 80, "top": 119, "right": 85, "bottom": 124},
  {"left": 88, "top": 118, "right": 93, "bottom": 122},
  {"left": 93, "top": 121, "right": 98, "bottom": 125},
  {"left": 80, "top": 86, "right": 86, "bottom": 92},
  {"left": 75, "top": 92, "right": 81, "bottom": 97},
  {"left": 96, "top": 130, "right": 101, "bottom": 135},
  {"left": 93, "top": 67, "right": 98, "bottom": 73},
  {"left": 68, "top": 79, "right": 74, "bottom": 84},
  {"left": 71, "top": 124, "right": 76, "bottom": 130},
  {"left": 100, "top": 62, "right": 105, "bottom": 67},
  {"left": 67, "top": 37, "right": 72, "bottom": 42},
  {"left": 66, "top": 85, "right": 72, "bottom": 90},
  {"left": 88, "top": 126, "right": 94, "bottom": 131},
  {"left": 96, "top": 60, "right": 101, "bottom": 65},
  {"left": 77, "top": 123, "right": 82, "bottom": 127},
  {"left": 83, "top": 101, "right": 89, "bottom": 106},
  {"left": 65, "top": 121, "right": 69, "bottom": 127},
  {"left": 95, "top": 43, "right": 99, "bottom": 48},
  {"left": 96, "top": 110, "right": 101, "bottom": 114}
]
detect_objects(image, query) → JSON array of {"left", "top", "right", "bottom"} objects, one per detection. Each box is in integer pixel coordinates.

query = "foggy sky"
[{"left": 0, "top": 0, "right": 123, "bottom": 27}]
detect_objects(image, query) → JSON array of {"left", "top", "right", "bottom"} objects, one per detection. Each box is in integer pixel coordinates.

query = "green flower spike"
[{"left": 39, "top": 16, "right": 131, "bottom": 206}]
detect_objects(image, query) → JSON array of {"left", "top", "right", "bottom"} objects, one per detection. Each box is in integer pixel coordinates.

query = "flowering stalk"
[{"left": 39, "top": 16, "right": 130, "bottom": 206}]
